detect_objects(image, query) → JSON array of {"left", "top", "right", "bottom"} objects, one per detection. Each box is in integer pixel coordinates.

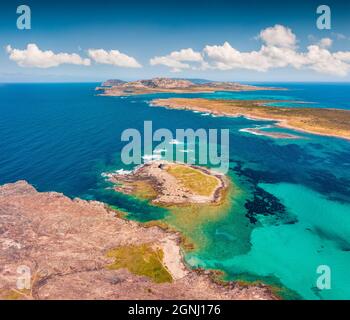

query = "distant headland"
[
  {"left": 96, "top": 77, "right": 282, "bottom": 96},
  {"left": 151, "top": 98, "right": 350, "bottom": 140},
  {"left": 97, "top": 77, "right": 350, "bottom": 141}
]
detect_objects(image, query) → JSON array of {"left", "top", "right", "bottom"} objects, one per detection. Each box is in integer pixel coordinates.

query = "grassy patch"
[
  {"left": 106, "top": 244, "right": 172, "bottom": 283},
  {"left": 166, "top": 164, "right": 219, "bottom": 197},
  {"left": 128, "top": 180, "right": 158, "bottom": 200},
  {"left": 0, "top": 289, "right": 30, "bottom": 300}
]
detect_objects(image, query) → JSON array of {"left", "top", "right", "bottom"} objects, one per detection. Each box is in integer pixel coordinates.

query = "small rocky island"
[{"left": 105, "top": 161, "right": 228, "bottom": 205}]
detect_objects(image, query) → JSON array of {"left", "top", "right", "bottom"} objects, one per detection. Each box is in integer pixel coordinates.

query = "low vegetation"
[
  {"left": 153, "top": 98, "right": 350, "bottom": 140},
  {"left": 166, "top": 164, "right": 219, "bottom": 197},
  {"left": 106, "top": 244, "right": 173, "bottom": 283}
]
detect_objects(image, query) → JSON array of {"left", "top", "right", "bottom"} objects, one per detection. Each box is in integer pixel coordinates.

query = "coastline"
[
  {"left": 239, "top": 127, "right": 301, "bottom": 139},
  {"left": 103, "top": 161, "right": 297, "bottom": 299},
  {"left": 105, "top": 160, "right": 228, "bottom": 206},
  {"left": 0, "top": 180, "right": 278, "bottom": 300},
  {"left": 96, "top": 78, "right": 285, "bottom": 97},
  {"left": 151, "top": 98, "right": 350, "bottom": 141}
]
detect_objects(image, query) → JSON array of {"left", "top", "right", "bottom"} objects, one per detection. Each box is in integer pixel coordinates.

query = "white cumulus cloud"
[
  {"left": 259, "top": 24, "right": 297, "bottom": 48},
  {"left": 150, "top": 25, "right": 350, "bottom": 76},
  {"left": 6, "top": 44, "right": 91, "bottom": 68},
  {"left": 204, "top": 42, "right": 272, "bottom": 71},
  {"left": 150, "top": 48, "right": 203, "bottom": 72},
  {"left": 305, "top": 45, "right": 349, "bottom": 76},
  {"left": 334, "top": 51, "right": 350, "bottom": 63},
  {"left": 168, "top": 48, "right": 203, "bottom": 62},
  {"left": 318, "top": 38, "right": 333, "bottom": 48},
  {"left": 150, "top": 56, "right": 190, "bottom": 72},
  {"left": 88, "top": 49, "right": 141, "bottom": 68}
]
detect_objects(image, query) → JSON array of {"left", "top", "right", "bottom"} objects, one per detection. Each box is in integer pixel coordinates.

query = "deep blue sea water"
[{"left": 0, "top": 82, "right": 349, "bottom": 299}]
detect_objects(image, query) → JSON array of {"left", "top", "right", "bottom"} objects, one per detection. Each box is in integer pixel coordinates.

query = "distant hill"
[
  {"left": 102, "top": 78, "right": 214, "bottom": 87},
  {"left": 172, "top": 78, "right": 214, "bottom": 85},
  {"left": 127, "top": 78, "right": 194, "bottom": 89},
  {"left": 97, "top": 77, "right": 278, "bottom": 96},
  {"left": 102, "top": 79, "right": 127, "bottom": 87}
]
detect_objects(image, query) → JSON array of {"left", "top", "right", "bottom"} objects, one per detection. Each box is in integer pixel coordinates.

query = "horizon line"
[{"left": 2, "top": 80, "right": 350, "bottom": 84}]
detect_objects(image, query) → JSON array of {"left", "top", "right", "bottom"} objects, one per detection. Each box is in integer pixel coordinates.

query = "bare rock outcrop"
[{"left": 0, "top": 181, "right": 276, "bottom": 300}]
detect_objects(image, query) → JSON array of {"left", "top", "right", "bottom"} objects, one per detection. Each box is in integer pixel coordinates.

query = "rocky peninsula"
[
  {"left": 0, "top": 181, "right": 276, "bottom": 300},
  {"left": 152, "top": 98, "right": 350, "bottom": 140}
]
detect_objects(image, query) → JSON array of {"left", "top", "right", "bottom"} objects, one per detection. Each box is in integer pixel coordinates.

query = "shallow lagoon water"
[
  {"left": 190, "top": 183, "right": 350, "bottom": 299},
  {"left": 0, "top": 83, "right": 349, "bottom": 299}
]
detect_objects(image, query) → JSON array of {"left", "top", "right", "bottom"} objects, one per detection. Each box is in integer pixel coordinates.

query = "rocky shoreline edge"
[
  {"left": 151, "top": 98, "right": 350, "bottom": 141},
  {"left": 104, "top": 160, "right": 228, "bottom": 205},
  {"left": 0, "top": 180, "right": 278, "bottom": 300}
]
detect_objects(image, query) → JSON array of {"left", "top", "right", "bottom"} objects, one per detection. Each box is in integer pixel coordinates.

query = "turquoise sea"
[{"left": 0, "top": 82, "right": 349, "bottom": 299}]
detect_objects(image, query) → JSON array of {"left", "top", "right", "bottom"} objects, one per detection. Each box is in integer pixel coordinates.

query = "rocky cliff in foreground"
[{"left": 0, "top": 181, "right": 276, "bottom": 300}]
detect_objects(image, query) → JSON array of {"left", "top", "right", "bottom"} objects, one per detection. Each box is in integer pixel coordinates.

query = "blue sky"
[{"left": 1, "top": 0, "right": 350, "bottom": 82}]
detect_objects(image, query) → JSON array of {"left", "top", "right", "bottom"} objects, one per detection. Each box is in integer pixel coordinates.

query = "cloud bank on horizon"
[
  {"left": 6, "top": 25, "right": 350, "bottom": 77},
  {"left": 6, "top": 44, "right": 91, "bottom": 68},
  {"left": 152, "top": 25, "right": 350, "bottom": 77}
]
